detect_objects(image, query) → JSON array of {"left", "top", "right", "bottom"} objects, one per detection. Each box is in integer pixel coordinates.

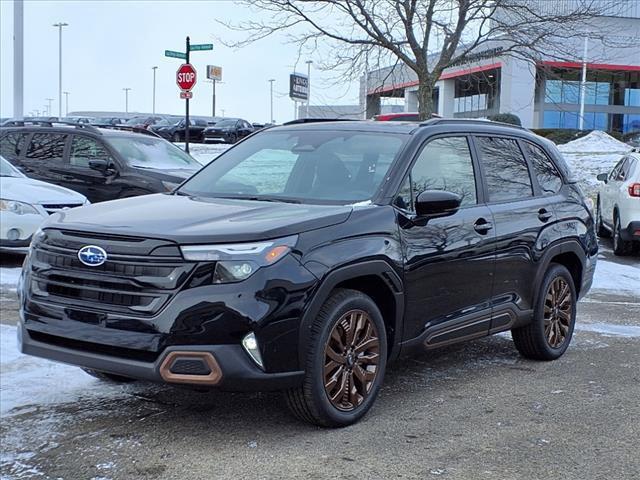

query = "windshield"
[
  {"left": 214, "top": 120, "right": 238, "bottom": 128},
  {"left": 0, "top": 156, "right": 24, "bottom": 177},
  {"left": 178, "top": 129, "right": 407, "bottom": 204},
  {"left": 107, "top": 136, "right": 201, "bottom": 170},
  {"left": 155, "top": 118, "right": 180, "bottom": 127}
]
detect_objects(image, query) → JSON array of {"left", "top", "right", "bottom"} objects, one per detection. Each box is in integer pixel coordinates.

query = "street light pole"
[
  {"left": 45, "top": 98, "right": 54, "bottom": 116},
  {"left": 152, "top": 66, "right": 158, "bottom": 114},
  {"left": 268, "top": 79, "right": 275, "bottom": 123},
  {"left": 14, "top": 0, "right": 24, "bottom": 119},
  {"left": 578, "top": 36, "right": 589, "bottom": 131},
  {"left": 63, "top": 91, "right": 69, "bottom": 116},
  {"left": 123, "top": 88, "right": 131, "bottom": 113},
  {"left": 305, "top": 60, "right": 313, "bottom": 118},
  {"left": 53, "top": 22, "right": 68, "bottom": 119}
]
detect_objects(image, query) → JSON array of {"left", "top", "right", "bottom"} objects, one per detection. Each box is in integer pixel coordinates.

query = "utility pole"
[
  {"left": 578, "top": 36, "right": 589, "bottom": 131},
  {"left": 152, "top": 66, "right": 158, "bottom": 114},
  {"left": 268, "top": 79, "right": 275, "bottom": 123},
  {"left": 53, "top": 22, "right": 68, "bottom": 119},
  {"left": 45, "top": 98, "right": 54, "bottom": 116},
  {"left": 63, "top": 91, "right": 69, "bottom": 116},
  {"left": 305, "top": 60, "right": 313, "bottom": 118},
  {"left": 185, "top": 36, "right": 191, "bottom": 153},
  {"left": 13, "top": 0, "right": 24, "bottom": 119},
  {"left": 123, "top": 88, "right": 131, "bottom": 113}
]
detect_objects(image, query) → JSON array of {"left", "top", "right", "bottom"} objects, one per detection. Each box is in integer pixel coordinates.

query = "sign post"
[
  {"left": 165, "top": 38, "right": 213, "bottom": 153},
  {"left": 207, "top": 65, "right": 222, "bottom": 117},
  {"left": 289, "top": 73, "right": 309, "bottom": 120}
]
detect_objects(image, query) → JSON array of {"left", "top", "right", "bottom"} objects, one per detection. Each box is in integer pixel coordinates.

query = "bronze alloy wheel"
[
  {"left": 544, "top": 277, "right": 573, "bottom": 348},
  {"left": 323, "top": 309, "right": 380, "bottom": 411}
]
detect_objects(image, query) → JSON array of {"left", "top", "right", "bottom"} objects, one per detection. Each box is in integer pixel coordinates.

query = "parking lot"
[{"left": 1, "top": 240, "right": 638, "bottom": 480}]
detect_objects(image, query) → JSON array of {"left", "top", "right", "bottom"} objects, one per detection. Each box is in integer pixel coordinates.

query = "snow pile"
[
  {"left": 558, "top": 131, "right": 632, "bottom": 154},
  {"left": 591, "top": 258, "right": 640, "bottom": 295}
]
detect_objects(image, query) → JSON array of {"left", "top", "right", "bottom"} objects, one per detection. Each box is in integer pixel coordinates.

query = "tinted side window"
[
  {"left": 0, "top": 133, "right": 27, "bottom": 161},
  {"left": 69, "top": 136, "right": 111, "bottom": 168},
  {"left": 476, "top": 136, "right": 533, "bottom": 202},
  {"left": 395, "top": 136, "right": 477, "bottom": 211},
  {"left": 525, "top": 142, "right": 563, "bottom": 194},
  {"left": 26, "top": 133, "right": 67, "bottom": 162},
  {"left": 609, "top": 158, "right": 625, "bottom": 181}
]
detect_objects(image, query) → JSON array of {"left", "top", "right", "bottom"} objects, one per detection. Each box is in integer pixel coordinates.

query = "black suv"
[
  {"left": 203, "top": 118, "right": 255, "bottom": 143},
  {"left": 18, "top": 119, "right": 597, "bottom": 427},
  {"left": 0, "top": 123, "right": 201, "bottom": 202}
]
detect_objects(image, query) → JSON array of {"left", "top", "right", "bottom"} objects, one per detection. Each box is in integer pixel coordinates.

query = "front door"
[{"left": 396, "top": 135, "right": 496, "bottom": 347}]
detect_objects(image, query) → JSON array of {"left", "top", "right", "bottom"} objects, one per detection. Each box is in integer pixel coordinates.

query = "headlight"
[
  {"left": 0, "top": 199, "right": 40, "bottom": 215},
  {"left": 162, "top": 181, "right": 180, "bottom": 192},
  {"left": 180, "top": 235, "right": 297, "bottom": 283}
]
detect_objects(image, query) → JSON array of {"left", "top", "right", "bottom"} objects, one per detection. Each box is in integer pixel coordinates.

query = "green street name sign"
[
  {"left": 190, "top": 43, "right": 213, "bottom": 51},
  {"left": 165, "top": 50, "right": 186, "bottom": 59}
]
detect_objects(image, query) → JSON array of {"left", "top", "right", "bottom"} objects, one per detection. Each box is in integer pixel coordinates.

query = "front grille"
[
  {"left": 28, "top": 229, "right": 196, "bottom": 317},
  {"left": 42, "top": 204, "right": 84, "bottom": 215}
]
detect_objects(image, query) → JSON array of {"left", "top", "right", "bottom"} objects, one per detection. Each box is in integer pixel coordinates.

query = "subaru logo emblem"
[{"left": 78, "top": 245, "right": 107, "bottom": 267}]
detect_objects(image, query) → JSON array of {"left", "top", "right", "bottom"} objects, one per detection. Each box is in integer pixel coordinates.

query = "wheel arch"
[
  {"left": 533, "top": 240, "right": 586, "bottom": 301},
  {"left": 298, "top": 260, "right": 404, "bottom": 368}
]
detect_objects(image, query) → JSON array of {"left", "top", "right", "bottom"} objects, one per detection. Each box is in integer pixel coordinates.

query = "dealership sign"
[
  {"left": 176, "top": 63, "right": 197, "bottom": 92},
  {"left": 207, "top": 65, "right": 222, "bottom": 81},
  {"left": 289, "top": 73, "right": 309, "bottom": 101}
]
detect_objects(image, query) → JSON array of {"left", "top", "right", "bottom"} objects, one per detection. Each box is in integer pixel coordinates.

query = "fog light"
[
  {"left": 242, "top": 332, "right": 264, "bottom": 369},
  {"left": 7, "top": 228, "right": 20, "bottom": 241}
]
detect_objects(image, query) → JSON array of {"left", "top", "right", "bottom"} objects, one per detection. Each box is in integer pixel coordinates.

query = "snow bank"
[
  {"left": 557, "top": 130, "right": 632, "bottom": 154},
  {"left": 0, "top": 268, "right": 21, "bottom": 288},
  {"left": 591, "top": 258, "right": 640, "bottom": 295}
]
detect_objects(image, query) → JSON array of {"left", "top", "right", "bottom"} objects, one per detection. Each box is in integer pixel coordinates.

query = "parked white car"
[
  {"left": 595, "top": 152, "right": 640, "bottom": 255},
  {"left": 1, "top": 156, "right": 88, "bottom": 253}
]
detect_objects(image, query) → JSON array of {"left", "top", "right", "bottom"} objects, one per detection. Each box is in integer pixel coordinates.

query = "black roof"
[{"left": 0, "top": 122, "right": 161, "bottom": 138}]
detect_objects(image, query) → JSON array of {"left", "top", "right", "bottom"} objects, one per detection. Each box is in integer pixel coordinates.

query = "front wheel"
[
  {"left": 172, "top": 132, "right": 181, "bottom": 143},
  {"left": 512, "top": 264, "right": 576, "bottom": 361},
  {"left": 285, "top": 289, "right": 387, "bottom": 427}
]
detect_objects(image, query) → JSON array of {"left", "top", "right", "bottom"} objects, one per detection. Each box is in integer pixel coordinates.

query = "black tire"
[
  {"left": 595, "top": 197, "right": 610, "bottom": 238},
  {"left": 172, "top": 132, "right": 181, "bottom": 143},
  {"left": 82, "top": 368, "right": 136, "bottom": 383},
  {"left": 285, "top": 288, "right": 387, "bottom": 427},
  {"left": 512, "top": 264, "right": 576, "bottom": 361},
  {"left": 229, "top": 133, "right": 238, "bottom": 144},
  {"left": 613, "top": 214, "right": 632, "bottom": 256}
]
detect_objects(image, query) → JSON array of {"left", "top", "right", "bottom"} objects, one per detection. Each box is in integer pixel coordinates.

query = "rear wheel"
[
  {"left": 595, "top": 197, "right": 610, "bottom": 238},
  {"left": 613, "top": 215, "right": 632, "bottom": 256},
  {"left": 512, "top": 264, "right": 576, "bottom": 361},
  {"left": 82, "top": 368, "right": 135, "bottom": 383},
  {"left": 172, "top": 132, "right": 181, "bottom": 142},
  {"left": 285, "top": 289, "right": 387, "bottom": 427}
]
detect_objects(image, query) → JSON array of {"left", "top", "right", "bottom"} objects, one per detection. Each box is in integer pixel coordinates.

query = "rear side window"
[
  {"left": 0, "top": 132, "right": 27, "bottom": 161},
  {"left": 476, "top": 136, "right": 533, "bottom": 202},
  {"left": 26, "top": 133, "right": 67, "bottom": 162},
  {"left": 525, "top": 142, "right": 563, "bottom": 194},
  {"left": 395, "top": 136, "right": 477, "bottom": 211},
  {"left": 69, "top": 136, "right": 111, "bottom": 168}
]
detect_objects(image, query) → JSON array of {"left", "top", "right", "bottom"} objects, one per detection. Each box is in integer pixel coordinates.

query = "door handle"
[
  {"left": 474, "top": 218, "right": 493, "bottom": 234},
  {"left": 538, "top": 208, "right": 553, "bottom": 222}
]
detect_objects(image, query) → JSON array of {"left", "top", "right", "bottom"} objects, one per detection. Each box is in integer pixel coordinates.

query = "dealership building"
[{"left": 361, "top": 1, "right": 640, "bottom": 131}]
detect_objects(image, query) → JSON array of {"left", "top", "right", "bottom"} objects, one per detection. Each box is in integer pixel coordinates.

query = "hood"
[
  {"left": 0, "top": 177, "right": 87, "bottom": 205},
  {"left": 47, "top": 193, "right": 353, "bottom": 244}
]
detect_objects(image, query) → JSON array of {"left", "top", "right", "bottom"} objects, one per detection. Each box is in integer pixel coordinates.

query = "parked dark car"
[
  {"left": 203, "top": 118, "right": 255, "bottom": 143},
  {"left": 0, "top": 123, "right": 201, "bottom": 203},
  {"left": 17, "top": 119, "right": 597, "bottom": 427},
  {"left": 124, "top": 116, "right": 167, "bottom": 130},
  {"left": 89, "top": 117, "right": 128, "bottom": 127},
  {"left": 151, "top": 117, "right": 210, "bottom": 143}
]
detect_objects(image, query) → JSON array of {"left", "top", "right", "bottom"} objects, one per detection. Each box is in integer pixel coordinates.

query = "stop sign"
[{"left": 176, "top": 63, "right": 197, "bottom": 91}]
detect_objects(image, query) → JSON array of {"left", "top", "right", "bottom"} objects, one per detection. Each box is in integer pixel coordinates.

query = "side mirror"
[
  {"left": 596, "top": 173, "right": 608, "bottom": 183},
  {"left": 415, "top": 190, "right": 462, "bottom": 218}
]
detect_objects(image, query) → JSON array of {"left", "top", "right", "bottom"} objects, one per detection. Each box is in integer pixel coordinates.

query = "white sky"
[{"left": 0, "top": 0, "right": 360, "bottom": 122}]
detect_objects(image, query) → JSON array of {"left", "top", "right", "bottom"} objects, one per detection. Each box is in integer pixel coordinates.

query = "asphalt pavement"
[{"left": 1, "top": 241, "right": 638, "bottom": 480}]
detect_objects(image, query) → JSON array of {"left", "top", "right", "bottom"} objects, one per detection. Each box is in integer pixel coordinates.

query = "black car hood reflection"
[{"left": 50, "top": 193, "right": 353, "bottom": 243}]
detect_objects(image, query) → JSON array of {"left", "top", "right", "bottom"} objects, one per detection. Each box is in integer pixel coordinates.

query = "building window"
[
  {"left": 545, "top": 79, "right": 610, "bottom": 105},
  {"left": 625, "top": 89, "right": 640, "bottom": 107},
  {"left": 543, "top": 111, "right": 607, "bottom": 130},
  {"left": 453, "top": 69, "right": 499, "bottom": 114},
  {"left": 623, "top": 114, "right": 640, "bottom": 133}
]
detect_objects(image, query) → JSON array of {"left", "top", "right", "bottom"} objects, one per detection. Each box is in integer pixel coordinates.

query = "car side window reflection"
[
  {"left": 476, "top": 136, "right": 533, "bottom": 202},
  {"left": 394, "top": 136, "right": 477, "bottom": 212},
  {"left": 69, "top": 136, "right": 111, "bottom": 168}
]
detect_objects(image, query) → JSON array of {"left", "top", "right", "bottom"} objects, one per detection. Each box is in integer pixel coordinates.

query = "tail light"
[{"left": 628, "top": 183, "right": 640, "bottom": 197}]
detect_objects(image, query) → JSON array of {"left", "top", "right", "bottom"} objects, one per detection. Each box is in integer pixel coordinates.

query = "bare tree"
[{"left": 222, "top": 0, "right": 625, "bottom": 119}]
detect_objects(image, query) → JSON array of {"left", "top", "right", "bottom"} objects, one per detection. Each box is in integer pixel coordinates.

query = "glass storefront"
[{"left": 453, "top": 68, "right": 500, "bottom": 115}]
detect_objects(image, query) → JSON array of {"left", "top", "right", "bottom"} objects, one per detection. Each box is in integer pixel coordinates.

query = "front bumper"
[
  {"left": 203, "top": 132, "right": 231, "bottom": 143},
  {"left": 621, "top": 220, "right": 640, "bottom": 242},
  {"left": 19, "top": 324, "right": 304, "bottom": 390},
  {"left": 0, "top": 211, "right": 46, "bottom": 252}
]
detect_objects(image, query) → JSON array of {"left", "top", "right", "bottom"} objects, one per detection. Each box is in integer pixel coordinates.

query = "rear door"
[
  {"left": 0, "top": 131, "right": 29, "bottom": 168},
  {"left": 21, "top": 132, "right": 69, "bottom": 184},
  {"left": 603, "top": 158, "right": 628, "bottom": 227},
  {"left": 396, "top": 135, "right": 497, "bottom": 346},
  {"left": 474, "top": 135, "right": 556, "bottom": 322}
]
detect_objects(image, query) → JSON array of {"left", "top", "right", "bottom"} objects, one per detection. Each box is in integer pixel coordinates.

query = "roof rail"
[
  {"left": 282, "top": 118, "right": 357, "bottom": 125},
  {"left": 420, "top": 118, "right": 528, "bottom": 131},
  {"left": 0, "top": 119, "right": 102, "bottom": 133}
]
